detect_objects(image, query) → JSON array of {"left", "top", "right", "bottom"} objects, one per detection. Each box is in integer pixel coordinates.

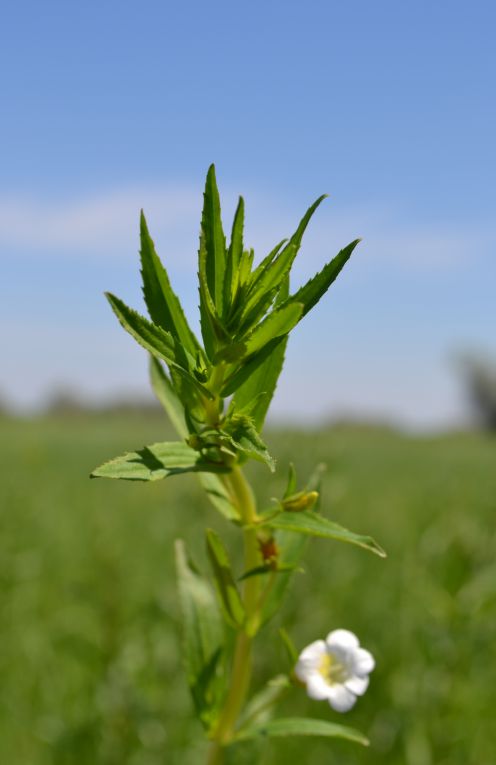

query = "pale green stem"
[{"left": 206, "top": 467, "right": 262, "bottom": 762}]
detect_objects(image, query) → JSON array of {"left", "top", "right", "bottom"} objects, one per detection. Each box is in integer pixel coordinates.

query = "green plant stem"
[{"left": 207, "top": 467, "right": 262, "bottom": 763}]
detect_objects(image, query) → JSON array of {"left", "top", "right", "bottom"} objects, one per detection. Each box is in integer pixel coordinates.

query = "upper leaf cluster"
[{"left": 94, "top": 164, "right": 359, "bottom": 479}]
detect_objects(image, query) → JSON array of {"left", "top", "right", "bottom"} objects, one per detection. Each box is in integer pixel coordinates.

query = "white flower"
[{"left": 295, "top": 629, "right": 375, "bottom": 712}]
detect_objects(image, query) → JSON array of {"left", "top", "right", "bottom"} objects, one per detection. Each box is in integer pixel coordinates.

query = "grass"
[{"left": 1, "top": 413, "right": 495, "bottom": 764}]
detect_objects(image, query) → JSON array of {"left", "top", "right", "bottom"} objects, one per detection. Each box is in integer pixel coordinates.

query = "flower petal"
[
  {"left": 345, "top": 674, "right": 369, "bottom": 696},
  {"left": 306, "top": 672, "right": 332, "bottom": 701},
  {"left": 353, "top": 648, "right": 375, "bottom": 675},
  {"left": 295, "top": 640, "right": 326, "bottom": 682},
  {"left": 327, "top": 684, "right": 357, "bottom": 712},
  {"left": 326, "top": 629, "right": 359, "bottom": 651}
]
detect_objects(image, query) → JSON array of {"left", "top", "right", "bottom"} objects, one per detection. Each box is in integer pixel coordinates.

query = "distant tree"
[{"left": 458, "top": 353, "right": 496, "bottom": 432}]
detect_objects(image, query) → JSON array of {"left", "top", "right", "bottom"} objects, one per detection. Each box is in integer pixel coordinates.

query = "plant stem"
[{"left": 207, "top": 466, "right": 262, "bottom": 761}]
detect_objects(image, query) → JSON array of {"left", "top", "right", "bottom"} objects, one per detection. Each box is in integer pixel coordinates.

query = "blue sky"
[{"left": 1, "top": 0, "right": 495, "bottom": 427}]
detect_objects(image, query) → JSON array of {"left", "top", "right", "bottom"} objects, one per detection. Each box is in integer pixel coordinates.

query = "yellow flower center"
[{"left": 318, "top": 652, "right": 347, "bottom": 685}]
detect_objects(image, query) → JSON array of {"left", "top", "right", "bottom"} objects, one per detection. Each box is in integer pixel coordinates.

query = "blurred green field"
[{"left": 1, "top": 413, "right": 495, "bottom": 765}]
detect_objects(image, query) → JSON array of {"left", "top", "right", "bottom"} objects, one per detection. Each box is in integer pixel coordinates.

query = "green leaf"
[
  {"left": 198, "top": 473, "right": 240, "bottom": 522},
  {"left": 198, "top": 234, "right": 230, "bottom": 358},
  {"left": 221, "top": 337, "right": 285, "bottom": 398},
  {"left": 91, "top": 441, "right": 229, "bottom": 481},
  {"left": 206, "top": 529, "right": 245, "bottom": 628},
  {"left": 175, "top": 541, "right": 225, "bottom": 726},
  {"left": 261, "top": 525, "right": 309, "bottom": 625},
  {"left": 106, "top": 292, "right": 214, "bottom": 400},
  {"left": 239, "top": 195, "right": 327, "bottom": 322},
  {"left": 223, "top": 196, "right": 244, "bottom": 317},
  {"left": 283, "top": 238, "right": 360, "bottom": 318},
  {"left": 149, "top": 356, "right": 188, "bottom": 438},
  {"left": 248, "top": 238, "right": 288, "bottom": 289},
  {"left": 235, "top": 717, "right": 369, "bottom": 746},
  {"left": 202, "top": 164, "right": 227, "bottom": 315},
  {"left": 140, "top": 211, "right": 200, "bottom": 357},
  {"left": 226, "top": 415, "right": 275, "bottom": 471},
  {"left": 237, "top": 675, "right": 291, "bottom": 729},
  {"left": 231, "top": 279, "right": 290, "bottom": 429},
  {"left": 265, "top": 511, "right": 386, "bottom": 557},
  {"left": 283, "top": 463, "right": 297, "bottom": 499},
  {"left": 243, "top": 303, "right": 303, "bottom": 358},
  {"left": 278, "top": 628, "right": 298, "bottom": 666},
  {"left": 238, "top": 563, "right": 301, "bottom": 581}
]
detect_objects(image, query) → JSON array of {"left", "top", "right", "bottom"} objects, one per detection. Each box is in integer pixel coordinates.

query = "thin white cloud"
[{"left": 0, "top": 186, "right": 493, "bottom": 275}]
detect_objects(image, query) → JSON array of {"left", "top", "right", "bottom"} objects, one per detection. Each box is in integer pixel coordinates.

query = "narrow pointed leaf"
[
  {"left": 198, "top": 234, "right": 230, "bottom": 358},
  {"left": 225, "top": 414, "right": 275, "bottom": 470},
  {"left": 283, "top": 239, "right": 360, "bottom": 318},
  {"left": 175, "top": 541, "right": 225, "bottom": 723},
  {"left": 202, "top": 164, "right": 226, "bottom": 314},
  {"left": 235, "top": 717, "right": 369, "bottom": 746},
  {"left": 221, "top": 337, "right": 285, "bottom": 397},
  {"left": 231, "top": 279, "right": 290, "bottom": 429},
  {"left": 140, "top": 211, "right": 199, "bottom": 356},
  {"left": 91, "top": 441, "right": 229, "bottom": 481},
  {"left": 149, "top": 356, "right": 188, "bottom": 437},
  {"left": 199, "top": 473, "right": 240, "bottom": 522},
  {"left": 240, "top": 195, "right": 327, "bottom": 321},
  {"left": 223, "top": 196, "right": 244, "bottom": 316},
  {"left": 238, "top": 564, "right": 301, "bottom": 581},
  {"left": 106, "top": 292, "right": 213, "bottom": 399},
  {"left": 284, "top": 463, "right": 297, "bottom": 499},
  {"left": 265, "top": 511, "right": 386, "bottom": 557},
  {"left": 237, "top": 676, "right": 291, "bottom": 729},
  {"left": 248, "top": 238, "right": 287, "bottom": 288},
  {"left": 206, "top": 529, "right": 245, "bottom": 628},
  {"left": 243, "top": 303, "right": 303, "bottom": 358}
]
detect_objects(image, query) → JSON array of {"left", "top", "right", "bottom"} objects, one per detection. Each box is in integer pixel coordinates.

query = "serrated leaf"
[
  {"left": 206, "top": 529, "right": 245, "bottom": 628},
  {"left": 91, "top": 441, "right": 229, "bottom": 481},
  {"left": 248, "top": 238, "right": 287, "bottom": 289},
  {"left": 223, "top": 196, "right": 244, "bottom": 317},
  {"left": 106, "top": 292, "right": 214, "bottom": 400},
  {"left": 238, "top": 195, "right": 326, "bottom": 324},
  {"left": 231, "top": 279, "right": 290, "bottom": 429},
  {"left": 202, "top": 164, "right": 227, "bottom": 315},
  {"left": 149, "top": 356, "right": 188, "bottom": 438},
  {"left": 235, "top": 717, "right": 369, "bottom": 746},
  {"left": 198, "top": 234, "right": 230, "bottom": 358},
  {"left": 221, "top": 337, "right": 285, "bottom": 398},
  {"left": 140, "top": 211, "right": 200, "bottom": 357},
  {"left": 226, "top": 416, "right": 275, "bottom": 471},
  {"left": 175, "top": 541, "right": 225, "bottom": 726},
  {"left": 266, "top": 511, "right": 386, "bottom": 557},
  {"left": 282, "top": 238, "right": 360, "bottom": 318},
  {"left": 243, "top": 303, "right": 303, "bottom": 358}
]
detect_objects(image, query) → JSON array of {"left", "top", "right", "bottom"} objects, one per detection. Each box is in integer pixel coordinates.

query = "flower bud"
[{"left": 282, "top": 490, "right": 319, "bottom": 512}]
